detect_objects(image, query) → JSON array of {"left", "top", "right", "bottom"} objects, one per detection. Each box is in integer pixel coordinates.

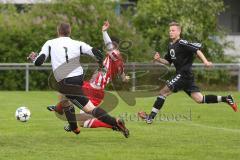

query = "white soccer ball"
[{"left": 15, "top": 107, "right": 31, "bottom": 122}]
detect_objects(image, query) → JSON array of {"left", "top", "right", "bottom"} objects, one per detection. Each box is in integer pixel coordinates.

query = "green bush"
[
  {"left": 0, "top": 0, "right": 152, "bottom": 90},
  {"left": 133, "top": 0, "right": 230, "bottom": 62}
]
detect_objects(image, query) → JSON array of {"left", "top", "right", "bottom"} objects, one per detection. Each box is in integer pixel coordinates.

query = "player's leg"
[
  {"left": 81, "top": 82, "right": 113, "bottom": 129},
  {"left": 190, "top": 92, "right": 238, "bottom": 111},
  {"left": 63, "top": 110, "right": 113, "bottom": 132},
  {"left": 54, "top": 81, "right": 112, "bottom": 131},
  {"left": 74, "top": 110, "right": 112, "bottom": 129},
  {"left": 66, "top": 82, "right": 129, "bottom": 137},
  {"left": 138, "top": 85, "right": 172, "bottom": 123},
  {"left": 60, "top": 96, "right": 80, "bottom": 134},
  {"left": 77, "top": 100, "right": 129, "bottom": 137},
  {"left": 57, "top": 75, "right": 92, "bottom": 135},
  {"left": 185, "top": 81, "right": 238, "bottom": 112},
  {"left": 139, "top": 74, "right": 184, "bottom": 124},
  {"left": 145, "top": 85, "right": 172, "bottom": 123},
  {"left": 83, "top": 118, "right": 112, "bottom": 128}
]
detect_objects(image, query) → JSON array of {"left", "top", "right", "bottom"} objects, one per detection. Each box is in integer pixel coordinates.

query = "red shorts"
[{"left": 82, "top": 81, "right": 104, "bottom": 106}]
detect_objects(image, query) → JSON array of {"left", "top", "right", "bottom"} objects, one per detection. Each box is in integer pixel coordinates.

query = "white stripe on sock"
[
  {"left": 152, "top": 108, "right": 159, "bottom": 114},
  {"left": 83, "top": 119, "right": 91, "bottom": 128},
  {"left": 158, "top": 95, "right": 166, "bottom": 100},
  {"left": 217, "top": 96, "right": 222, "bottom": 102}
]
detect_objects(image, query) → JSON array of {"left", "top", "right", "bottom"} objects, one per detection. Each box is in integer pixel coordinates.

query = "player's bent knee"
[
  {"left": 159, "top": 87, "right": 171, "bottom": 97},
  {"left": 61, "top": 100, "right": 72, "bottom": 107},
  {"left": 195, "top": 98, "right": 203, "bottom": 104},
  {"left": 82, "top": 101, "right": 96, "bottom": 114},
  {"left": 192, "top": 96, "right": 203, "bottom": 104}
]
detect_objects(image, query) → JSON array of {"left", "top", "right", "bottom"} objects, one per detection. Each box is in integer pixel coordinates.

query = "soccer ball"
[{"left": 15, "top": 107, "right": 31, "bottom": 122}]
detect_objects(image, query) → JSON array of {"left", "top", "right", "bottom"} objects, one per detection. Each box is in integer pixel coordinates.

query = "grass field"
[{"left": 0, "top": 91, "right": 239, "bottom": 160}]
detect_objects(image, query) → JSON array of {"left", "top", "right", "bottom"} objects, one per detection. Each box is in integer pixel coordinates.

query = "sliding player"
[{"left": 48, "top": 21, "right": 129, "bottom": 131}]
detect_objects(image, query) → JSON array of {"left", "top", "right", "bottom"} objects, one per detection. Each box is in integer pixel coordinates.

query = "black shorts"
[
  {"left": 56, "top": 75, "right": 89, "bottom": 109},
  {"left": 166, "top": 74, "right": 200, "bottom": 96}
]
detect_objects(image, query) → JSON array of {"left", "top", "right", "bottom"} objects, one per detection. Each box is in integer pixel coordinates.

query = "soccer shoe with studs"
[
  {"left": 47, "top": 105, "right": 56, "bottom": 112},
  {"left": 111, "top": 126, "right": 119, "bottom": 131},
  {"left": 64, "top": 124, "right": 80, "bottom": 135},
  {"left": 146, "top": 116, "right": 153, "bottom": 124},
  {"left": 116, "top": 118, "right": 130, "bottom": 138},
  {"left": 64, "top": 124, "right": 71, "bottom": 132},
  {"left": 226, "top": 95, "right": 238, "bottom": 112},
  {"left": 73, "top": 128, "right": 81, "bottom": 135},
  {"left": 138, "top": 111, "right": 153, "bottom": 124},
  {"left": 47, "top": 105, "right": 64, "bottom": 115}
]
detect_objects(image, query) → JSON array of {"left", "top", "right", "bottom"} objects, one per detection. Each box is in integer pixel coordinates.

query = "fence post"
[
  {"left": 131, "top": 63, "right": 136, "bottom": 92},
  {"left": 238, "top": 64, "right": 240, "bottom": 91},
  {"left": 25, "top": 64, "right": 29, "bottom": 92}
]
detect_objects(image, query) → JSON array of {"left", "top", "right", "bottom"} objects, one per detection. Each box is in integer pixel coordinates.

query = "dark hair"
[
  {"left": 57, "top": 23, "right": 71, "bottom": 36},
  {"left": 110, "top": 36, "right": 120, "bottom": 45},
  {"left": 169, "top": 21, "right": 182, "bottom": 31}
]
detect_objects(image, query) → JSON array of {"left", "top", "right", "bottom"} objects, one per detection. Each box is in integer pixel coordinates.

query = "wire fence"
[{"left": 0, "top": 63, "right": 240, "bottom": 91}]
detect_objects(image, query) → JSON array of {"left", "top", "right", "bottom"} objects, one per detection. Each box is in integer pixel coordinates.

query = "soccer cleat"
[
  {"left": 64, "top": 124, "right": 71, "bottom": 132},
  {"left": 47, "top": 105, "right": 56, "bottom": 112},
  {"left": 112, "top": 126, "right": 119, "bottom": 131},
  {"left": 47, "top": 105, "right": 64, "bottom": 115},
  {"left": 73, "top": 128, "right": 81, "bottom": 135},
  {"left": 138, "top": 111, "right": 153, "bottom": 124},
  {"left": 226, "top": 95, "right": 238, "bottom": 112},
  {"left": 116, "top": 119, "right": 130, "bottom": 138},
  {"left": 146, "top": 116, "right": 153, "bottom": 124},
  {"left": 64, "top": 124, "right": 80, "bottom": 135}
]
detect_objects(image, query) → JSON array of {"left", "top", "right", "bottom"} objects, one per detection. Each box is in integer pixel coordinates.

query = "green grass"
[{"left": 0, "top": 91, "right": 240, "bottom": 160}]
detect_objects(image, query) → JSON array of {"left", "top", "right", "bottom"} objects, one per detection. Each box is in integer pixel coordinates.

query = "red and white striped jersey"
[{"left": 90, "top": 49, "right": 124, "bottom": 89}]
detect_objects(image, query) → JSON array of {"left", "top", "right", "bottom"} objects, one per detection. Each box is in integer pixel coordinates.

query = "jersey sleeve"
[
  {"left": 80, "top": 42, "right": 94, "bottom": 57},
  {"left": 34, "top": 41, "right": 50, "bottom": 66},
  {"left": 38, "top": 40, "right": 50, "bottom": 60},
  {"left": 164, "top": 48, "right": 172, "bottom": 64},
  {"left": 102, "top": 31, "right": 114, "bottom": 51},
  {"left": 179, "top": 39, "right": 202, "bottom": 54}
]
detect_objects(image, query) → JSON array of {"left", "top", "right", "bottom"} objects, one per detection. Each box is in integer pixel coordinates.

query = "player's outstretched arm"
[
  {"left": 196, "top": 50, "right": 213, "bottom": 67},
  {"left": 153, "top": 52, "right": 170, "bottom": 65},
  {"left": 102, "top": 21, "right": 114, "bottom": 51},
  {"left": 27, "top": 41, "right": 50, "bottom": 66}
]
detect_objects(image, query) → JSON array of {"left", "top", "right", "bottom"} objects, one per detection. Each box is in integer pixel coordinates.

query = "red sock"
[
  {"left": 83, "top": 118, "right": 112, "bottom": 128},
  {"left": 55, "top": 102, "right": 63, "bottom": 115}
]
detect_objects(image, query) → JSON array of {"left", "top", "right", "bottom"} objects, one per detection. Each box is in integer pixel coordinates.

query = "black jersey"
[{"left": 164, "top": 39, "right": 202, "bottom": 77}]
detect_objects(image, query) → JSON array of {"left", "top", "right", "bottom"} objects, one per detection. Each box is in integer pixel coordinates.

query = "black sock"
[
  {"left": 221, "top": 96, "right": 227, "bottom": 102},
  {"left": 63, "top": 105, "right": 78, "bottom": 131},
  {"left": 149, "top": 96, "right": 166, "bottom": 119},
  {"left": 202, "top": 95, "right": 218, "bottom": 103},
  {"left": 92, "top": 107, "right": 117, "bottom": 127}
]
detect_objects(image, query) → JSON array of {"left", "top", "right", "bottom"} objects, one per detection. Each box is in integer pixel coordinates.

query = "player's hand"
[
  {"left": 102, "top": 21, "right": 110, "bottom": 31},
  {"left": 27, "top": 52, "right": 37, "bottom": 62},
  {"left": 204, "top": 61, "right": 213, "bottom": 68},
  {"left": 153, "top": 52, "right": 161, "bottom": 62},
  {"left": 123, "top": 75, "right": 130, "bottom": 82}
]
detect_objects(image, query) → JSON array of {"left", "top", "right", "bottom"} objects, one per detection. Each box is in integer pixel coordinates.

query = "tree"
[
  {"left": 0, "top": 0, "right": 152, "bottom": 63},
  {"left": 133, "top": 0, "right": 230, "bottom": 62},
  {"left": 0, "top": 0, "right": 152, "bottom": 90}
]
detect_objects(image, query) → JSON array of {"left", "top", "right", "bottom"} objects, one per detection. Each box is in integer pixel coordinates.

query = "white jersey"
[{"left": 38, "top": 37, "right": 94, "bottom": 82}]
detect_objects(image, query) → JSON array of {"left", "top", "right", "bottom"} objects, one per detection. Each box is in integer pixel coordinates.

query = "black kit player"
[{"left": 138, "top": 22, "right": 238, "bottom": 124}]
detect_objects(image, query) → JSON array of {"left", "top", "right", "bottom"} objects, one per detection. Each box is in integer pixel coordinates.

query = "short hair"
[
  {"left": 169, "top": 22, "right": 182, "bottom": 31},
  {"left": 57, "top": 23, "right": 71, "bottom": 36},
  {"left": 111, "top": 36, "right": 120, "bottom": 45}
]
